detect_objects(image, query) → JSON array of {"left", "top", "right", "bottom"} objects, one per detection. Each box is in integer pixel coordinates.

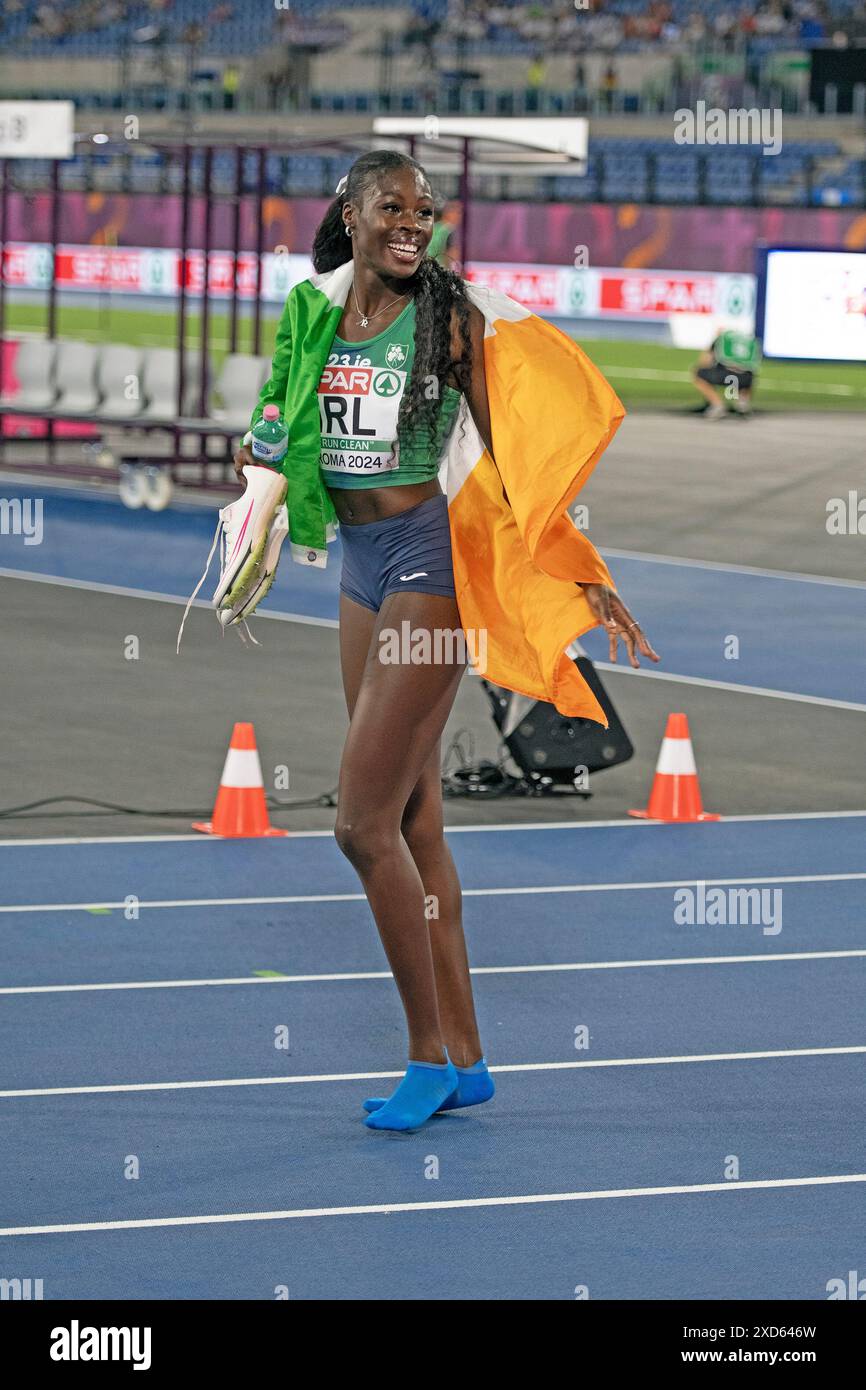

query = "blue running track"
[{"left": 1, "top": 814, "right": 864, "bottom": 1299}]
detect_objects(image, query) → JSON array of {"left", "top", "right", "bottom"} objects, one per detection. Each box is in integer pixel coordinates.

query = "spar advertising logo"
[
  {"left": 600, "top": 272, "right": 717, "bottom": 314},
  {"left": 1, "top": 242, "right": 757, "bottom": 327},
  {"left": 372, "top": 370, "right": 400, "bottom": 397},
  {"left": 465, "top": 263, "right": 560, "bottom": 309},
  {"left": 597, "top": 272, "right": 753, "bottom": 319},
  {"left": 317, "top": 363, "right": 407, "bottom": 466},
  {"left": 465, "top": 262, "right": 756, "bottom": 324},
  {"left": 0, "top": 241, "right": 310, "bottom": 299}
]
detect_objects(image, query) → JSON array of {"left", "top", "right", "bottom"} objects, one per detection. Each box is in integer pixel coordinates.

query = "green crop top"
[{"left": 316, "top": 298, "right": 462, "bottom": 489}]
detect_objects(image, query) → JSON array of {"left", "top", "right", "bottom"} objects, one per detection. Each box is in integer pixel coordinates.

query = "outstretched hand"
[{"left": 579, "top": 583, "right": 660, "bottom": 668}]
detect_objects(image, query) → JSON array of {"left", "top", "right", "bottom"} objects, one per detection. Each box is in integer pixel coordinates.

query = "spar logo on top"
[{"left": 464, "top": 261, "right": 755, "bottom": 330}]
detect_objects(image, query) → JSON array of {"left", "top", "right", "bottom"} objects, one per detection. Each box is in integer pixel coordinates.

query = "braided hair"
[{"left": 312, "top": 149, "right": 472, "bottom": 457}]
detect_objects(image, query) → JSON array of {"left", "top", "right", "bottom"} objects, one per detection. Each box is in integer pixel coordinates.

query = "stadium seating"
[
  {"left": 1, "top": 340, "right": 204, "bottom": 422},
  {"left": 1, "top": 2, "right": 862, "bottom": 210},
  {"left": 136, "top": 348, "right": 202, "bottom": 424},
  {"left": 813, "top": 158, "right": 866, "bottom": 205},
  {"left": 53, "top": 341, "right": 101, "bottom": 416},
  {"left": 0, "top": 340, "right": 57, "bottom": 413},
  {"left": 209, "top": 354, "right": 272, "bottom": 433},
  {"left": 5, "top": 136, "right": 853, "bottom": 209},
  {"left": 96, "top": 346, "right": 146, "bottom": 420},
  {"left": 0, "top": 338, "right": 276, "bottom": 466},
  {"left": 3, "top": 0, "right": 862, "bottom": 60}
]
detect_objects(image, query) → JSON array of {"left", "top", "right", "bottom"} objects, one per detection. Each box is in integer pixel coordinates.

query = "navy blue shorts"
[{"left": 338, "top": 492, "right": 457, "bottom": 614}]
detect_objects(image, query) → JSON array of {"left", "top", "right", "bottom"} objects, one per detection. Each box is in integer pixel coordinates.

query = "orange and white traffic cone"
[
  {"left": 192, "top": 721, "right": 288, "bottom": 837},
  {"left": 628, "top": 712, "right": 719, "bottom": 823}
]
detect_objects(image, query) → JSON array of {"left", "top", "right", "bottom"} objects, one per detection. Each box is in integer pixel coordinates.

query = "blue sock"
[
  {"left": 364, "top": 1057, "right": 493, "bottom": 1117},
  {"left": 363, "top": 1056, "right": 458, "bottom": 1132}
]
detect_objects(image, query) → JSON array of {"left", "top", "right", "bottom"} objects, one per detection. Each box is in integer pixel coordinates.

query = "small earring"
[{"left": 345, "top": 225, "right": 353, "bottom": 237}]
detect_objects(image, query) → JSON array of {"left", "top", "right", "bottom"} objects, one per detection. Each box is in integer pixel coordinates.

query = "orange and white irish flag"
[{"left": 440, "top": 280, "right": 625, "bottom": 725}]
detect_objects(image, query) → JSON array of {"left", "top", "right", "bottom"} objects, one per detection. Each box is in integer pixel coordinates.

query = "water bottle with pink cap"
[{"left": 250, "top": 404, "right": 288, "bottom": 467}]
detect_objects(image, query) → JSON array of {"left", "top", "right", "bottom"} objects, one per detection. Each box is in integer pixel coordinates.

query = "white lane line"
[
  {"left": 590, "top": 661, "right": 866, "bottom": 713},
  {"left": 1, "top": 809, "right": 865, "bottom": 846},
  {"left": 6, "top": 545, "right": 865, "bottom": 594},
  {"left": 4, "top": 949, "right": 865, "bottom": 996},
  {"left": 6, "top": 523, "right": 864, "bottom": 594},
  {"left": 3, "top": 568, "right": 863, "bottom": 711},
  {"left": 0, "top": 568, "right": 339, "bottom": 628},
  {"left": 3, "top": 1171, "right": 866, "bottom": 1238},
  {"left": 2, "top": 871, "right": 864, "bottom": 914},
  {"left": 3, "top": 1045, "right": 864, "bottom": 1100},
  {"left": 599, "top": 548, "right": 866, "bottom": 590}
]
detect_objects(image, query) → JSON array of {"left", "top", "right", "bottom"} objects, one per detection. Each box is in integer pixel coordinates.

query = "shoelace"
[{"left": 175, "top": 511, "right": 260, "bottom": 653}]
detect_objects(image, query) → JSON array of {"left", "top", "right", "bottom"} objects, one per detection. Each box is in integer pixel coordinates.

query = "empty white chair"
[
  {"left": 54, "top": 340, "right": 100, "bottom": 415},
  {"left": 139, "top": 348, "right": 202, "bottom": 422},
  {"left": 97, "top": 344, "right": 145, "bottom": 419},
  {"left": 210, "top": 352, "right": 272, "bottom": 431},
  {"left": 0, "top": 338, "right": 57, "bottom": 411}
]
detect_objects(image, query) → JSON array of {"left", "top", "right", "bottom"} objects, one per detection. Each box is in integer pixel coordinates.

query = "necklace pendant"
[{"left": 359, "top": 315, "right": 369, "bottom": 328}]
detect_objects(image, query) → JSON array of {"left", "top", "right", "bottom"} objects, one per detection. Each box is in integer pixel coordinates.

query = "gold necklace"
[{"left": 352, "top": 283, "right": 407, "bottom": 329}]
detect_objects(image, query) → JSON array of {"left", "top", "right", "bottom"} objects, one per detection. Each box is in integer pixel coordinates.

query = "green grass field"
[
  {"left": 580, "top": 337, "right": 866, "bottom": 413},
  {"left": 6, "top": 300, "right": 866, "bottom": 413}
]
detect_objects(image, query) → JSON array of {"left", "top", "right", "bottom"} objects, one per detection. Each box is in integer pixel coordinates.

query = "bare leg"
[
  {"left": 401, "top": 745, "right": 483, "bottom": 1068},
  {"left": 334, "top": 589, "right": 469, "bottom": 1064},
  {"left": 338, "top": 592, "right": 484, "bottom": 1067}
]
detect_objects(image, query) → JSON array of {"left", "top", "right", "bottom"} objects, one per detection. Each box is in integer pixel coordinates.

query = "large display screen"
[{"left": 759, "top": 248, "right": 866, "bottom": 362}]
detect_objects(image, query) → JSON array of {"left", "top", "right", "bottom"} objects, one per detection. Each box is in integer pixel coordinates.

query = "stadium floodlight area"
[
  {"left": 372, "top": 116, "right": 588, "bottom": 176},
  {"left": 372, "top": 116, "right": 589, "bottom": 278}
]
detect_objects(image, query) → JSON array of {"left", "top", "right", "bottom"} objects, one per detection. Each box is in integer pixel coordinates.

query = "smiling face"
[{"left": 343, "top": 165, "right": 435, "bottom": 283}]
